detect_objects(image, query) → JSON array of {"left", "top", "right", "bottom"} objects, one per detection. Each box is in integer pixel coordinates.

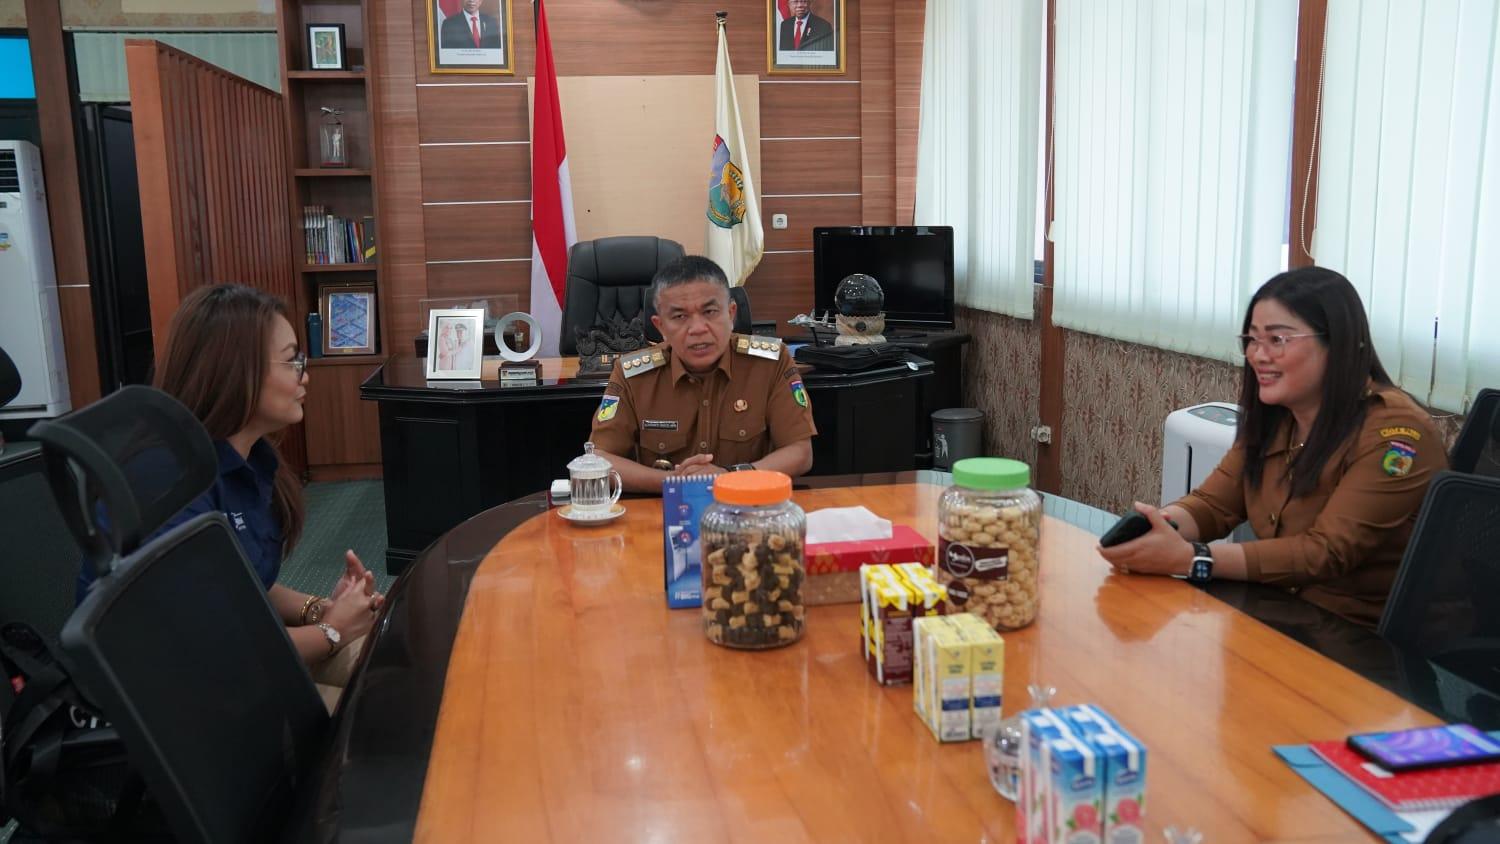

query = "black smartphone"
[
  {"left": 1099, "top": 511, "right": 1178, "bottom": 547},
  {"left": 1348, "top": 724, "right": 1500, "bottom": 772}
]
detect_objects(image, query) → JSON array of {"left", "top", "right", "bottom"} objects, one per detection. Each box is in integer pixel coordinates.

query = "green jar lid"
[{"left": 952, "top": 457, "right": 1031, "bottom": 491}]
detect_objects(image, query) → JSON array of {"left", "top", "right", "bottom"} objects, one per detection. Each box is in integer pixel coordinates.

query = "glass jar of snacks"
[
  {"left": 936, "top": 457, "right": 1042, "bottom": 631},
  {"left": 699, "top": 470, "right": 806, "bottom": 649}
]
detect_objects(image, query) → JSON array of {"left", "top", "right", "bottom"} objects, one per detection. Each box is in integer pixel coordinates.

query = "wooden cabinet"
[{"left": 274, "top": 0, "right": 386, "bottom": 478}]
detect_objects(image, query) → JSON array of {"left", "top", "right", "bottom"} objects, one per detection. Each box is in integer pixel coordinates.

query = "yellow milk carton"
[
  {"left": 860, "top": 564, "right": 920, "bottom": 685},
  {"left": 948, "top": 613, "right": 1005, "bottom": 739},
  {"left": 913, "top": 615, "right": 972, "bottom": 741}
]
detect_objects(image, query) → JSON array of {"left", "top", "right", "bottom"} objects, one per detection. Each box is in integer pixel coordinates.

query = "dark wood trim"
[
  {"left": 1289, "top": 0, "right": 1328, "bottom": 269},
  {"left": 26, "top": 0, "right": 102, "bottom": 407},
  {"left": 1035, "top": 0, "right": 1063, "bottom": 494}
]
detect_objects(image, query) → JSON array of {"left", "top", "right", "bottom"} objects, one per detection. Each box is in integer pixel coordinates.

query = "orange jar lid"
[{"left": 712, "top": 470, "right": 792, "bottom": 506}]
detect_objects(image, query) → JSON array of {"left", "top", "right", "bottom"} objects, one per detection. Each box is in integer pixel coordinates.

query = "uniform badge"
[
  {"left": 790, "top": 380, "right": 808, "bottom": 408},
  {"left": 733, "top": 399, "right": 748, "bottom": 412},
  {"left": 597, "top": 395, "right": 620, "bottom": 422},
  {"left": 1380, "top": 426, "right": 1422, "bottom": 442},
  {"left": 1382, "top": 440, "right": 1416, "bottom": 477},
  {"left": 644, "top": 420, "right": 678, "bottom": 430}
]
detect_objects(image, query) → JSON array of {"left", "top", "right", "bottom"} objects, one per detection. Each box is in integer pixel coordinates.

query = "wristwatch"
[
  {"left": 316, "top": 622, "right": 341, "bottom": 656},
  {"left": 730, "top": 463, "right": 756, "bottom": 472},
  {"left": 1187, "top": 542, "right": 1214, "bottom": 586}
]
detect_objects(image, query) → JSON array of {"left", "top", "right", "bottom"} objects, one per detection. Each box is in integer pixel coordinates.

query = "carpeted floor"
[{"left": 277, "top": 479, "right": 393, "bottom": 596}]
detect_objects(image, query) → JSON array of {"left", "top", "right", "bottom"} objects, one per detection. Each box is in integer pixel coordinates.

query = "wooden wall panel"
[
  {"left": 126, "top": 41, "right": 300, "bottom": 348},
  {"left": 745, "top": 251, "right": 815, "bottom": 329},
  {"left": 28, "top": 0, "right": 102, "bottom": 405},
  {"left": 761, "top": 195, "right": 862, "bottom": 252},
  {"left": 894, "top": 0, "right": 926, "bottom": 224},
  {"left": 860, "top": 0, "right": 897, "bottom": 224},
  {"left": 416, "top": 84, "right": 529, "bottom": 142},
  {"left": 418, "top": 143, "right": 530, "bottom": 202},
  {"left": 375, "top": 0, "right": 430, "bottom": 350},
  {"left": 760, "top": 83, "right": 862, "bottom": 138},
  {"left": 760, "top": 139, "right": 863, "bottom": 195},
  {"left": 421, "top": 202, "right": 531, "bottom": 261},
  {"left": 426, "top": 260, "right": 531, "bottom": 303}
]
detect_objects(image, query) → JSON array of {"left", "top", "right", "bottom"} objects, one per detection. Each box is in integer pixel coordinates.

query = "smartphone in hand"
[{"left": 1099, "top": 511, "right": 1179, "bottom": 547}]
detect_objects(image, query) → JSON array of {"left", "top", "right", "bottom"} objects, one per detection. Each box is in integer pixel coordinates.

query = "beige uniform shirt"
[
  {"left": 1173, "top": 385, "right": 1447, "bottom": 628},
  {"left": 589, "top": 335, "right": 818, "bottom": 469}
]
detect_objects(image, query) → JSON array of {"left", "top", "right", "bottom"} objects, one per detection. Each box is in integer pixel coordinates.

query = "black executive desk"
[
  {"left": 360, "top": 353, "right": 934, "bottom": 574},
  {"left": 285, "top": 470, "right": 1500, "bottom": 843}
]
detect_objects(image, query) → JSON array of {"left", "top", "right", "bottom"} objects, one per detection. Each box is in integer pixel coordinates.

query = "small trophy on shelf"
[{"left": 319, "top": 107, "right": 347, "bottom": 168}]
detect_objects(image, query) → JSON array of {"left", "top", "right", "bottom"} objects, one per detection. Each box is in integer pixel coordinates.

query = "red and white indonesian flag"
[
  {"left": 705, "top": 17, "right": 763, "bottom": 287},
  {"left": 529, "top": 0, "right": 575, "bottom": 357}
]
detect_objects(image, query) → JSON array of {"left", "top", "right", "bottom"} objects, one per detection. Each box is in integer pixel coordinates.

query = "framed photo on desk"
[{"left": 426, "top": 308, "right": 485, "bottom": 380}]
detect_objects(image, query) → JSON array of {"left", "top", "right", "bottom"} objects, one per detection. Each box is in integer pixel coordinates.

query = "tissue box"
[{"left": 806, "top": 525, "right": 934, "bottom": 605}]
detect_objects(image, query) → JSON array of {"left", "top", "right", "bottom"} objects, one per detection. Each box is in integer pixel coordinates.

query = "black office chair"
[
  {"left": 28, "top": 386, "right": 329, "bottom": 844},
  {"left": 1450, "top": 388, "right": 1500, "bottom": 478},
  {"left": 0, "top": 447, "right": 82, "bottom": 640},
  {"left": 559, "top": 236, "right": 685, "bottom": 355},
  {"left": 0, "top": 344, "right": 19, "bottom": 409},
  {"left": 1378, "top": 471, "right": 1500, "bottom": 657}
]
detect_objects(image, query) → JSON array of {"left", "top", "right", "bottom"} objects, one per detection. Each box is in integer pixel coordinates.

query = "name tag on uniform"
[
  {"left": 231, "top": 512, "right": 248, "bottom": 531},
  {"left": 643, "top": 420, "right": 679, "bottom": 431}
]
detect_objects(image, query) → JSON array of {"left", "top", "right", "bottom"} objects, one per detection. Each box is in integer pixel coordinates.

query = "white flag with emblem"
[{"left": 705, "top": 15, "right": 763, "bottom": 287}]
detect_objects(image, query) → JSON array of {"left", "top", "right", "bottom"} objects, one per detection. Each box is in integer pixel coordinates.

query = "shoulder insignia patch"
[
  {"left": 1380, "top": 426, "right": 1422, "bottom": 442},
  {"left": 790, "top": 379, "right": 808, "bottom": 408},
  {"left": 735, "top": 334, "right": 783, "bottom": 361},
  {"left": 597, "top": 394, "right": 620, "bottom": 422},
  {"left": 621, "top": 347, "right": 666, "bottom": 379},
  {"left": 1382, "top": 440, "right": 1417, "bottom": 477}
]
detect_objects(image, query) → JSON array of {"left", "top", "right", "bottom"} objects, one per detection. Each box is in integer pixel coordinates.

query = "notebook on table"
[{"left": 1309, "top": 740, "right": 1500, "bottom": 812}]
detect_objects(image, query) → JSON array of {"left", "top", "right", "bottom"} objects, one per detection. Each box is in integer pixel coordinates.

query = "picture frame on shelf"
[
  {"left": 767, "top": 0, "right": 845, "bottom": 75},
  {"left": 425, "top": 308, "right": 486, "bottom": 380},
  {"left": 307, "top": 23, "right": 348, "bottom": 71},
  {"left": 427, "top": 0, "right": 513, "bottom": 75},
  {"left": 318, "top": 282, "right": 378, "bottom": 356}
]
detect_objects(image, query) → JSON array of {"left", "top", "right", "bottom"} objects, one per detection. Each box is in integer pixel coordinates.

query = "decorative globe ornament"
[{"left": 833, "top": 273, "right": 887, "bottom": 346}]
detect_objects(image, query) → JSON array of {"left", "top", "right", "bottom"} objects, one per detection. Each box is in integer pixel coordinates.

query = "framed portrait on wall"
[
  {"left": 427, "top": 0, "right": 513, "bottom": 75},
  {"left": 426, "top": 308, "right": 486, "bottom": 380},
  {"left": 307, "top": 24, "right": 347, "bottom": 71},
  {"left": 767, "top": 0, "right": 845, "bottom": 75},
  {"left": 318, "top": 282, "right": 378, "bottom": 356}
]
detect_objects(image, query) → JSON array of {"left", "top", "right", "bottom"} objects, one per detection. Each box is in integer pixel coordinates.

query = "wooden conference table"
[{"left": 406, "top": 480, "right": 1441, "bottom": 842}]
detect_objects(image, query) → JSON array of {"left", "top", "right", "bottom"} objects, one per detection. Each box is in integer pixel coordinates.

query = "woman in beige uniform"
[{"left": 1099, "top": 267, "right": 1446, "bottom": 627}]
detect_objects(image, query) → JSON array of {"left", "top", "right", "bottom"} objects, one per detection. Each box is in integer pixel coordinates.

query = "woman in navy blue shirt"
[{"left": 82, "top": 284, "right": 381, "bottom": 682}]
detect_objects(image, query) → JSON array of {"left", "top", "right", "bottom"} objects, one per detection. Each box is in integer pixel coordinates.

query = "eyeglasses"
[
  {"left": 1237, "top": 332, "right": 1323, "bottom": 357},
  {"left": 273, "top": 351, "right": 308, "bottom": 378}
]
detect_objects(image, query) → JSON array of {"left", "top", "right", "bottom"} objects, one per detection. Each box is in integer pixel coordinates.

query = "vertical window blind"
[
  {"left": 914, "top": 0, "right": 1045, "bottom": 319},
  {"left": 1313, "top": 0, "right": 1500, "bottom": 412},
  {"left": 1051, "top": 0, "right": 1296, "bottom": 362}
]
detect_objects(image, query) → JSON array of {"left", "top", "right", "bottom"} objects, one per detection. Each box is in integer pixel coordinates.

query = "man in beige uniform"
[{"left": 589, "top": 255, "right": 817, "bottom": 493}]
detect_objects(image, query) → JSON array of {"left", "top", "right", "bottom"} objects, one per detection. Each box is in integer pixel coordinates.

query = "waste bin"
[{"left": 931, "top": 408, "right": 983, "bottom": 470}]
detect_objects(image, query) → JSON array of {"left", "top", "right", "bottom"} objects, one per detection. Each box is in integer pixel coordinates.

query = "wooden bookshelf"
[{"left": 276, "top": 0, "right": 385, "bottom": 474}]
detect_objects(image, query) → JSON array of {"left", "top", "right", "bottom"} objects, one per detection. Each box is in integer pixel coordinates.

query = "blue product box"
[{"left": 662, "top": 474, "right": 716, "bottom": 609}]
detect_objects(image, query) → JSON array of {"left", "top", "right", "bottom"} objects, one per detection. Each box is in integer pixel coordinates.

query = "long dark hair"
[
  {"left": 1238, "top": 267, "right": 1393, "bottom": 497},
  {"left": 153, "top": 284, "right": 305, "bottom": 552}
]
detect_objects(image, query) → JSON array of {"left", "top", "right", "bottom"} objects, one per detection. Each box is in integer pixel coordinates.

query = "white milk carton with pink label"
[
  {"left": 1018, "top": 709, "right": 1074, "bottom": 844},
  {"left": 1042, "top": 730, "right": 1104, "bottom": 844},
  {"left": 1062, "top": 705, "right": 1147, "bottom": 844}
]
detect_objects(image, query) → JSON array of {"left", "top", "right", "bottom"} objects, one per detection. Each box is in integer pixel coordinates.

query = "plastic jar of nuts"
[
  {"left": 699, "top": 470, "right": 806, "bottom": 649},
  {"left": 936, "top": 458, "right": 1042, "bottom": 631}
]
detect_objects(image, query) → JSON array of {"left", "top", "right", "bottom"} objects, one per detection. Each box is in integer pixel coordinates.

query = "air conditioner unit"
[
  {"left": 1161, "top": 402, "right": 1239, "bottom": 505},
  {"left": 0, "top": 140, "right": 70, "bottom": 419}
]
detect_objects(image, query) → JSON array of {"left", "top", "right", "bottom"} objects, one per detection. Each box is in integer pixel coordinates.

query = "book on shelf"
[{"left": 302, "top": 205, "right": 377, "bottom": 266}]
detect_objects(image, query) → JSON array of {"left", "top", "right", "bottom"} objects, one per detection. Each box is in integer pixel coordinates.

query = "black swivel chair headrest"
[
  {"left": 1450, "top": 388, "right": 1500, "bottom": 477},
  {"left": 27, "top": 385, "right": 218, "bottom": 581},
  {"left": 0, "top": 344, "right": 20, "bottom": 408},
  {"left": 560, "top": 236, "right": 685, "bottom": 355}
]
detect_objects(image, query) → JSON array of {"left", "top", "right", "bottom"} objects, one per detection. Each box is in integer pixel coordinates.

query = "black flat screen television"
[{"left": 812, "top": 226, "right": 955, "bottom": 331}]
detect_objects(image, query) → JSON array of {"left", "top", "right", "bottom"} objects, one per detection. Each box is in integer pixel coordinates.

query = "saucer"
[{"left": 558, "top": 503, "right": 626, "bottom": 524}]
